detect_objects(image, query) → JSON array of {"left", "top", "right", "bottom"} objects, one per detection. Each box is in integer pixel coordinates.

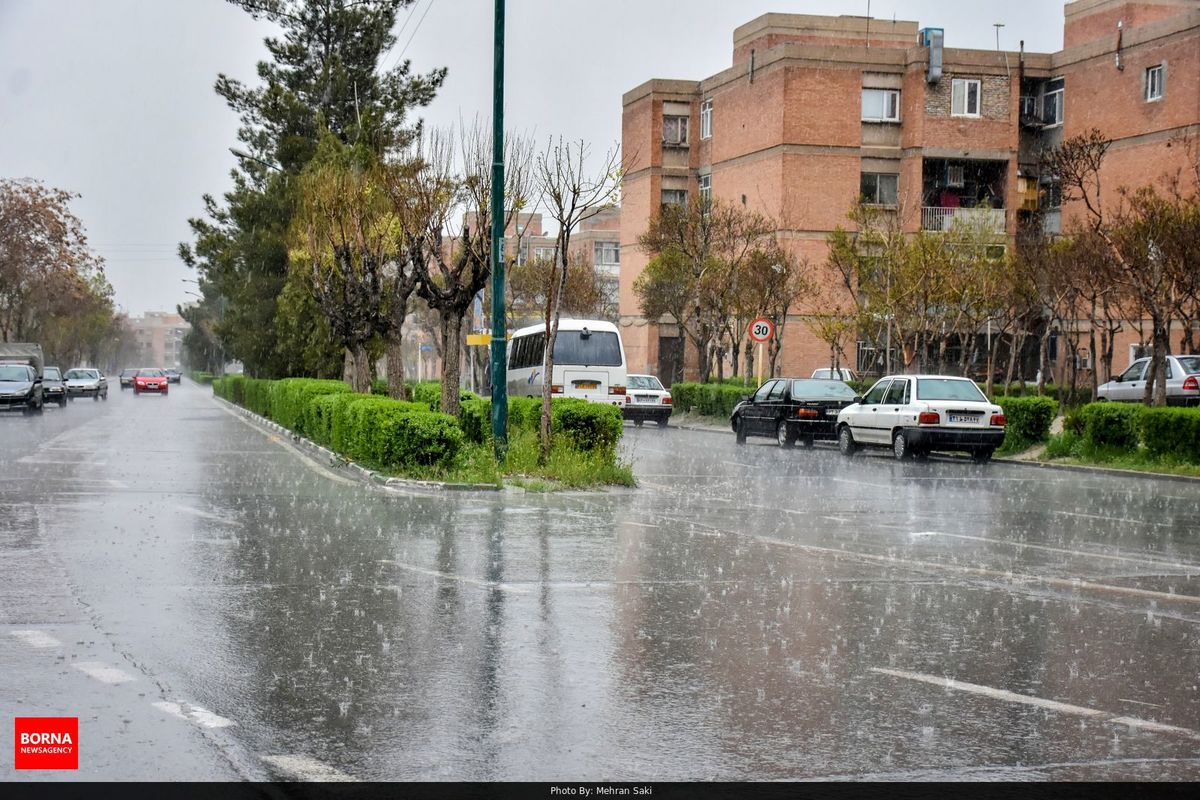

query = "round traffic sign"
[{"left": 748, "top": 317, "right": 774, "bottom": 343}]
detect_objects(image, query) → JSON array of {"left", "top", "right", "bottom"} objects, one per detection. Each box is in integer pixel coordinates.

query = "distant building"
[
  {"left": 128, "top": 312, "right": 190, "bottom": 368},
  {"left": 619, "top": 0, "right": 1200, "bottom": 383}
]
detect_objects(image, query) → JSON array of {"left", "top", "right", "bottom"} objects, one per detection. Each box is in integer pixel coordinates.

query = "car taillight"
[
  {"left": 609, "top": 385, "right": 626, "bottom": 395},
  {"left": 991, "top": 414, "right": 1006, "bottom": 427},
  {"left": 917, "top": 411, "right": 940, "bottom": 425},
  {"left": 1184, "top": 376, "right": 1199, "bottom": 392},
  {"left": 551, "top": 384, "right": 563, "bottom": 394},
  {"left": 624, "top": 395, "right": 631, "bottom": 404},
  {"left": 662, "top": 395, "right": 672, "bottom": 405},
  {"left": 795, "top": 408, "right": 820, "bottom": 419}
]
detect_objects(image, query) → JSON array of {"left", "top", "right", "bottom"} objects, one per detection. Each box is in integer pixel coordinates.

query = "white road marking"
[
  {"left": 377, "top": 561, "right": 529, "bottom": 594},
  {"left": 720, "top": 460, "right": 758, "bottom": 468},
  {"left": 261, "top": 755, "right": 356, "bottom": 782},
  {"left": 1053, "top": 509, "right": 1172, "bottom": 528},
  {"left": 624, "top": 521, "right": 660, "bottom": 529},
  {"left": 73, "top": 661, "right": 136, "bottom": 684},
  {"left": 870, "top": 668, "right": 1200, "bottom": 742},
  {"left": 915, "top": 531, "right": 1200, "bottom": 572},
  {"left": 175, "top": 505, "right": 231, "bottom": 524},
  {"left": 10, "top": 630, "right": 62, "bottom": 648},
  {"left": 152, "top": 701, "right": 235, "bottom": 729},
  {"left": 831, "top": 476, "right": 892, "bottom": 490}
]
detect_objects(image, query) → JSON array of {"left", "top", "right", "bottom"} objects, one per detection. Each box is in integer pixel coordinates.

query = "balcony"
[{"left": 921, "top": 206, "right": 1007, "bottom": 234}]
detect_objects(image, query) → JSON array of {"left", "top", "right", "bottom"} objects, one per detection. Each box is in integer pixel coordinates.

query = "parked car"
[
  {"left": 164, "top": 368, "right": 182, "bottom": 384},
  {"left": 0, "top": 363, "right": 43, "bottom": 413},
  {"left": 65, "top": 368, "right": 108, "bottom": 400},
  {"left": 1096, "top": 355, "right": 1200, "bottom": 406},
  {"left": 623, "top": 374, "right": 672, "bottom": 427},
  {"left": 42, "top": 366, "right": 67, "bottom": 407},
  {"left": 811, "top": 367, "right": 857, "bottom": 382},
  {"left": 836, "top": 375, "right": 1005, "bottom": 463},
  {"left": 731, "top": 377, "right": 858, "bottom": 447},
  {"left": 133, "top": 368, "right": 169, "bottom": 396},
  {"left": 119, "top": 368, "right": 139, "bottom": 389}
]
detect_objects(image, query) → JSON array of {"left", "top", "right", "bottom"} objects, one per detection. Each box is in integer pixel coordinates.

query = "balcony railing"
[{"left": 921, "top": 206, "right": 1007, "bottom": 234}]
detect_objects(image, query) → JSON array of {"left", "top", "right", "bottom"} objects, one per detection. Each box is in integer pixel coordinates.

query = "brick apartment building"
[
  {"left": 128, "top": 311, "right": 190, "bottom": 369},
  {"left": 619, "top": 0, "right": 1200, "bottom": 384}
]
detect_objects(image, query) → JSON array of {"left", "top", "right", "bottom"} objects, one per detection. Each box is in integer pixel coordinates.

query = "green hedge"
[
  {"left": 190, "top": 371, "right": 215, "bottom": 385},
  {"left": 243, "top": 378, "right": 275, "bottom": 418},
  {"left": 995, "top": 396, "right": 1057, "bottom": 444},
  {"left": 213, "top": 375, "right": 246, "bottom": 405},
  {"left": 270, "top": 378, "right": 352, "bottom": 436},
  {"left": 1080, "top": 402, "right": 1143, "bottom": 449},
  {"left": 672, "top": 382, "right": 750, "bottom": 418},
  {"left": 1139, "top": 407, "right": 1200, "bottom": 462},
  {"left": 553, "top": 400, "right": 623, "bottom": 456},
  {"left": 341, "top": 397, "right": 461, "bottom": 468}
]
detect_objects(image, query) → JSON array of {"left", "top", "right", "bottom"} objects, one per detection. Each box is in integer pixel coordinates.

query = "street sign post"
[{"left": 747, "top": 317, "right": 774, "bottom": 387}]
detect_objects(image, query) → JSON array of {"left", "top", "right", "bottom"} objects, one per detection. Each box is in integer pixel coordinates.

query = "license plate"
[
  {"left": 948, "top": 414, "right": 979, "bottom": 424},
  {"left": 574, "top": 381, "right": 599, "bottom": 390}
]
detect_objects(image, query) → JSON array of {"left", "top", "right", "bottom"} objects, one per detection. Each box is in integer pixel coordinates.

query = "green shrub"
[
  {"left": 551, "top": 399, "right": 623, "bottom": 456},
  {"left": 1080, "top": 402, "right": 1143, "bottom": 450},
  {"left": 330, "top": 396, "right": 419, "bottom": 455},
  {"left": 242, "top": 378, "right": 275, "bottom": 418},
  {"left": 1063, "top": 405, "right": 1087, "bottom": 436},
  {"left": 671, "top": 382, "right": 749, "bottom": 418},
  {"left": 508, "top": 396, "right": 542, "bottom": 431},
  {"left": 214, "top": 374, "right": 246, "bottom": 404},
  {"left": 1139, "top": 407, "right": 1200, "bottom": 463},
  {"left": 409, "top": 381, "right": 442, "bottom": 411},
  {"left": 341, "top": 397, "right": 463, "bottom": 468},
  {"left": 1045, "top": 429, "right": 1084, "bottom": 459},
  {"left": 995, "top": 395, "right": 1057, "bottom": 445},
  {"left": 270, "top": 378, "right": 352, "bottom": 435},
  {"left": 191, "top": 371, "right": 214, "bottom": 385}
]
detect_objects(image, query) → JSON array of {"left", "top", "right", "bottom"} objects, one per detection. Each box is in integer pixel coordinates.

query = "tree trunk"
[
  {"left": 439, "top": 311, "right": 464, "bottom": 416},
  {"left": 540, "top": 250, "right": 573, "bottom": 465},
  {"left": 730, "top": 338, "right": 741, "bottom": 379},
  {"left": 745, "top": 343, "right": 755, "bottom": 385},
  {"left": 343, "top": 347, "right": 356, "bottom": 386},
  {"left": 1037, "top": 327, "right": 1050, "bottom": 397},
  {"left": 385, "top": 334, "right": 407, "bottom": 400},
  {"left": 348, "top": 343, "right": 371, "bottom": 393},
  {"left": 1147, "top": 320, "right": 1170, "bottom": 407}
]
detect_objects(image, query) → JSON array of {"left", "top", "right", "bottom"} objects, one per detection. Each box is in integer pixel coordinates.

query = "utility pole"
[{"left": 489, "top": 0, "right": 508, "bottom": 458}]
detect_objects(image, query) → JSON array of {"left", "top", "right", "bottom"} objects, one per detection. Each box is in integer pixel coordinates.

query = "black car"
[
  {"left": 42, "top": 366, "right": 67, "bottom": 407},
  {"left": 164, "top": 368, "right": 182, "bottom": 384},
  {"left": 731, "top": 378, "right": 860, "bottom": 447},
  {"left": 119, "top": 368, "right": 139, "bottom": 389}
]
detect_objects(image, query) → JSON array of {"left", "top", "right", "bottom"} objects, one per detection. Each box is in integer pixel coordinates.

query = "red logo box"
[{"left": 14, "top": 717, "right": 78, "bottom": 770}]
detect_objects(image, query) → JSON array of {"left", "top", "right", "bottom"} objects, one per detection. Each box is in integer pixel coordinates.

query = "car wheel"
[
  {"left": 801, "top": 436, "right": 815, "bottom": 448},
  {"left": 634, "top": 419, "right": 643, "bottom": 427},
  {"left": 776, "top": 421, "right": 795, "bottom": 449},
  {"left": 93, "top": 392, "right": 99, "bottom": 401},
  {"left": 59, "top": 397, "right": 67, "bottom": 408},
  {"left": 734, "top": 416, "right": 747, "bottom": 445},
  {"left": 971, "top": 448, "right": 994, "bottom": 464},
  {"left": 892, "top": 430, "right": 910, "bottom": 461},
  {"left": 837, "top": 425, "right": 858, "bottom": 457},
  {"left": 656, "top": 418, "right": 669, "bottom": 429}
]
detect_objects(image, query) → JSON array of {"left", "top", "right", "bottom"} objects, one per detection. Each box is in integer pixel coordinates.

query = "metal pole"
[{"left": 489, "top": 0, "right": 508, "bottom": 458}]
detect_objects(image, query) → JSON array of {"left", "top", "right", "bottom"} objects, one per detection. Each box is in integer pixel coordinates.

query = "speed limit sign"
[{"left": 748, "top": 317, "right": 774, "bottom": 343}]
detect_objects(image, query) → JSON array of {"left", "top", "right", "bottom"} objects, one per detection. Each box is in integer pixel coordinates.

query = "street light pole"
[{"left": 489, "top": 0, "right": 508, "bottom": 458}]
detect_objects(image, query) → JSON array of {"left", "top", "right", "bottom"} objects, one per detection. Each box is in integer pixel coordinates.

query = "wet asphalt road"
[{"left": 3, "top": 382, "right": 1200, "bottom": 781}]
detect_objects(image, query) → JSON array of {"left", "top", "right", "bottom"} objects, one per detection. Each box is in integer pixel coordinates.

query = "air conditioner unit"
[{"left": 946, "top": 165, "right": 965, "bottom": 188}]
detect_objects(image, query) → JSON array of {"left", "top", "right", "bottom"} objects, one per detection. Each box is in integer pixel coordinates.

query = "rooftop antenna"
[
  {"left": 993, "top": 22, "right": 1005, "bottom": 51},
  {"left": 866, "top": 0, "right": 871, "bottom": 48}
]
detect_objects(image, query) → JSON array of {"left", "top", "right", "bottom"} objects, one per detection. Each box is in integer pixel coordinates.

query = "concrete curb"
[{"left": 212, "top": 395, "right": 502, "bottom": 494}]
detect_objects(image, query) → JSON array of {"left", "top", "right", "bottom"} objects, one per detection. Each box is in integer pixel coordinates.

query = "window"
[
  {"left": 862, "top": 380, "right": 891, "bottom": 405},
  {"left": 1119, "top": 361, "right": 1147, "bottom": 382},
  {"left": 883, "top": 379, "right": 908, "bottom": 406},
  {"left": 767, "top": 381, "right": 786, "bottom": 401},
  {"left": 916, "top": 378, "right": 987, "bottom": 402},
  {"left": 700, "top": 99, "right": 712, "bottom": 139},
  {"left": 553, "top": 330, "right": 622, "bottom": 367},
  {"left": 951, "top": 78, "right": 981, "bottom": 117},
  {"left": 593, "top": 241, "right": 619, "bottom": 266},
  {"left": 753, "top": 381, "right": 775, "bottom": 403},
  {"left": 860, "top": 173, "right": 898, "bottom": 206},
  {"left": 661, "top": 189, "right": 687, "bottom": 207},
  {"left": 862, "top": 88, "right": 900, "bottom": 122},
  {"left": 663, "top": 115, "right": 689, "bottom": 145},
  {"left": 1146, "top": 64, "right": 1164, "bottom": 101},
  {"left": 534, "top": 246, "right": 556, "bottom": 261},
  {"left": 698, "top": 174, "right": 711, "bottom": 204},
  {"left": 1042, "top": 78, "right": 1064, "bottom": 126}
]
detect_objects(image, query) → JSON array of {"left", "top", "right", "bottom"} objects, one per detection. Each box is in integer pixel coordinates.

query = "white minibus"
[{"left": 506, "top": 319, "right": 627, "bottom": 407}]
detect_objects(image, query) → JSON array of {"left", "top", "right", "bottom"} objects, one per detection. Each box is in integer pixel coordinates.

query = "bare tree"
[{"left": 534, "top": 138, "right": 622, "bottom": 461}]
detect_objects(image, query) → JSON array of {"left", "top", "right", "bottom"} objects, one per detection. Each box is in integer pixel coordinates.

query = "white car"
[
  {"left": 1096, "top": 355, "right": 1200, "bottom": 406},
  {"left": 623, "top": 373, "right": 672, "bottom": 427},
  {"left": 836, "top": 375, "right": 1005, "bottom": 462},
  {"left": 64, "top": 368, "right": 108, "bottom": 400},
  {"left": 811, "top": 367, "right": 856, "bottom": 381}
]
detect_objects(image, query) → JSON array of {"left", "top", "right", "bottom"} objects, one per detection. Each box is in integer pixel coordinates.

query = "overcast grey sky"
[{"left": 0, "top": 0, "right": 1069, "bottom": 316}]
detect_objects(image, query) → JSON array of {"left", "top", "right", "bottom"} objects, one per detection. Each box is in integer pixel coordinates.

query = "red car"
[{"left": 133, "top": 368, "right": 169, "bottom": 396}]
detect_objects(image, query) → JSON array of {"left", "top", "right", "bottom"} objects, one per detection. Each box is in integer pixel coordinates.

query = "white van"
[{"left": 506, "top": 319, "right": 627, "bottom": 407}]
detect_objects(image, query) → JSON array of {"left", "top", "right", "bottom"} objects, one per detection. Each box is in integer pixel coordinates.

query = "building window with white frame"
[
  {"left": 593, "top": 241, "right": 620, "bottom": 268},
  {"left": 860, "top": 173, "right": 898, "bottom": 206},
  {"left": 951, "top": 78, "right": 981, "bottom": 117},
  {"left": 1145, "top": 64, "right": 1164, "bottom": 101},
  {"left": 698, "top": 173, "right": 711, "bottom": 205},
  {"left": 1042, "top": 78, "right": 1064, "bottom": 126},
  {"left": 862, "top": 88, "right": 900, "bottom": 122},
  {"left": 534, "top": 246, "right": 556, "bottom": 262},
  {"left": 663, "top": 115, "right": 689, "bottom": 146},
  {"left": 700, "top": 99, "right": 712, "bottom": 139}
]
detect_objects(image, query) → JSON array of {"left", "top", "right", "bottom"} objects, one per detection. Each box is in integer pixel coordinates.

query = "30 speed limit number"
[{"left": 747, "top": 317, "right": 774, "bottom": 343}]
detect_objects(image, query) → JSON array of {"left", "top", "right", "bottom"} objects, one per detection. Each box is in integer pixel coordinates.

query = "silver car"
[
  {"left": 1097, "top": 355, "right": 1200, "bottom": 406},
  {"left": 64, "top": 368, "right": 108, "bottom": 401}
]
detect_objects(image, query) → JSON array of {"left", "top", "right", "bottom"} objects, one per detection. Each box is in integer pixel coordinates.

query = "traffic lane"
[
  {"left": 13, "top": 386, "right": 1200, "bottom": 780},
  {"left": 1, "top": 382, "right": 246, "bottom": 780}
]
